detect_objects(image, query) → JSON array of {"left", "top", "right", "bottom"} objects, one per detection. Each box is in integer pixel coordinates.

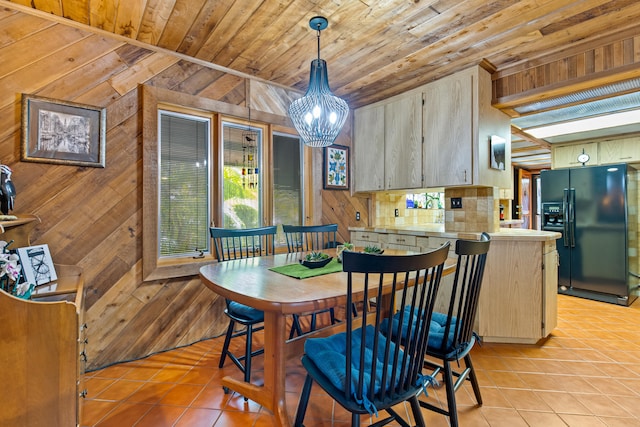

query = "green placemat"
[{"left": 269, "top": 258, "right": 343, "bottom": 279}]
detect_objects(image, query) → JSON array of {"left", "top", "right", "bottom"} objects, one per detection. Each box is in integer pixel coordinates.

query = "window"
[
  {"left": 221, "top": 121, "right": 263, "bottom": 229},
  {"left": 158, "top": 110, "right": 210, "bottom": 257},
  {"left": 142, "top": 85, "right": 308, "bottom": 281},
  {"left": 273, "top": 132, "right": 303, "bottom": 243}
]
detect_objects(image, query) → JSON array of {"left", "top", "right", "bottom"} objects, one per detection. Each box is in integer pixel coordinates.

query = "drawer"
[
  {"left": 387, "top": 234, "right": 417, "bottom": 246},
  {"left": 351, "top": 231, "right": 381, "bottom": 243}
]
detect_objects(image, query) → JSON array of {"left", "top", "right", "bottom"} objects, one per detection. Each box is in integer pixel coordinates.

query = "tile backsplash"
[{"left": 372, "top": 187, "right": 499, "bottom": 233}]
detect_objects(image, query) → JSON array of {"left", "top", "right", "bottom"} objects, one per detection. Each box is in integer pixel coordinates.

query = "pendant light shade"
[{"left": 288, "top": 16, "right": 349, "bottom": 148}]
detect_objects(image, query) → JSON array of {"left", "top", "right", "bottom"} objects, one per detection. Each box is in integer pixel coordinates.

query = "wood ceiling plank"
[
  {"left": 61, "top": 0, "right": 89, "bottom": 23},
  {"left": 193, "top": 1, "right": 267, "bottom": 66},
  {"left": 339, "top": 0, "right": 640, "bottom": 106},
  {"left": 137, "top": 0, "right": 176, "bottom": 45},
  {"left": 27, "top": 0, "right": 61, "bottom": 15},
  {"left": 176, "top": 0, "right": 235, "bottom": 57},
  {"left": 113, "top": 0, "right": 147, "bottom": 39},
  {"left": 156, "top": 0, "right": 208, "bottom": 51},
  {"left": 89, "top": 0, "right": 119, "bottom": 32}
]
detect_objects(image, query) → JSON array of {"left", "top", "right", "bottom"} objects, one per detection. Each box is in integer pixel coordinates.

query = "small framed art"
[
  {"left": 16, "top": 244, "right": 58, "bottom": 286},
  {"left": 323, "top": 144, "right": 350, "bottom": 190}
]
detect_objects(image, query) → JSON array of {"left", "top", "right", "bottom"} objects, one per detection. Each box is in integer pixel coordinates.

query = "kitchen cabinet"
[
  {"left": 384, "top": 92, "right": 423, "bottom": 190},
  {"left": 353, "top": 65, "right": 510, "bottom": 192},
  {"left": 422, "top": 69, "right": 473, "bottom": 186},
  {"left": 353, "top": 91, "right": 422, "bottom": 192},
  {"left": 552, "top": 142, "right": 598, "bottom": 169},
  {"left": 422, "top": 66, "right": 511, "bottom": 189},
  {"left": 479, "top": 239, "right": 558, "bottom": 343},
  {"left": 350, "top": 226, "right": 560, "bottom": 343},
  {"left": 599, "top": 137, "right": 640, "bottom": 164},
  {"left": 353, "top": 104, "right": 385, "bottom": 191}
]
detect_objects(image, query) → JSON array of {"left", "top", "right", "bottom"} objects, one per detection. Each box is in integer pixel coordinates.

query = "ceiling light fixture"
[
  {"left": 526, "top": 109, "right": 640, "bottom": 138},
  {"left": 288, "top": 16, "right": 349, "bottom": 148}
]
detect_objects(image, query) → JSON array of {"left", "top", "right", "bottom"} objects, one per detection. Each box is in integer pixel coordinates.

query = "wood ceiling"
[{"left": 6, "top": 0, "right": 640, "bottom": 170}]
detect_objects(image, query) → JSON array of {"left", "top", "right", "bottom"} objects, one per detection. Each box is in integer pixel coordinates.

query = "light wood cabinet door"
[
  {"left": 384, "top": 92, "right": 423, "bottom": 190},
  {"left": 423, "top": 71, "right": 473, "bottom": 187},
  {"left": 542, "top": 247, "right": 558, "bottom": 336},
  {"left": 599, "top": 137, "right": 640, "bottom": 164},
  {"left": 552, "top": 142, "right": 598, "bottom": 169},
  {"left": 353, "top": 104, "right": 385, "bottom": 192}
]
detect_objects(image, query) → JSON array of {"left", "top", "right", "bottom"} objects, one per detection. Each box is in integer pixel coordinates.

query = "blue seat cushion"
[
  {"left": 304, "top": 324, "right": 430, "bottom": 415},
  {"left": 382, "top": 306, "right": 456, "bottom": 353},
  {"left": 227, "top": 301, "right": 264, "bottom": 323}
]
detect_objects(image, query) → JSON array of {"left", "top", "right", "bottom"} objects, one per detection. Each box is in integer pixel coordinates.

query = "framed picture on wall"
[
  {"left": 16, "top": 244, "right": 57, "bottom": 286},
  {"left": 323, "top": 144, "right": 350, "bottom": 190},
  {"left": 490, "top": 135, "right": 506, "bottom": 170},
  {"left": 21, "top": 94, "right": 106, "bottom": 168}
]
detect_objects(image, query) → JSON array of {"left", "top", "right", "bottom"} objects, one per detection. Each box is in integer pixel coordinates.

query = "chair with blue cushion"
[
  {"left": 294, "top": 242, "right": 450, "bottom": 427},
  {"left": 209, "top": 226, "right": 276, "bottom": 393},
  {"left": 419, "top": 232, "right": 491, "bottom": 427},
  {"left": 282, "top": 223, "right": 339, "bottom": 337}
]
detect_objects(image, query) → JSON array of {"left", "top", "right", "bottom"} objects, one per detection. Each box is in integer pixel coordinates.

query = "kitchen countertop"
[{"left": 349, "top": 225, "right": 561, "bottom": 242}]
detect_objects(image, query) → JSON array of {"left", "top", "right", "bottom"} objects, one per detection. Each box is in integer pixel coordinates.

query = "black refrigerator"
[{"left": 540, "top": 164, "right": 639, "bottom": 306}]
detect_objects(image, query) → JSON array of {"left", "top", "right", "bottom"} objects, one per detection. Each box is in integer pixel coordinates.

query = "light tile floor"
[{"left": 82, "top": 294, "right": 640, "bottom": 426}]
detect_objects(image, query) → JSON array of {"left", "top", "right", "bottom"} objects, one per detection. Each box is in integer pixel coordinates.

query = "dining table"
[{"left": 199, "top": 248, "right": 456, "bottom": 427}]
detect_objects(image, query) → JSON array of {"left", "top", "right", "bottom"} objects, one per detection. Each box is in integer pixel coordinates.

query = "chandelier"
[{"left": 288, "top": 16, "right": 349, "bottom": 148}]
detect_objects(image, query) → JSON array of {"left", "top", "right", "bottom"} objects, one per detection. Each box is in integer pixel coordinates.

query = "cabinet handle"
[
  {"left": 80, "top": 389, "right": 88, "bottom": 398},
  {"left": 81, "top": 323, "right": 88, "bottom": 331},
  {"left": 80, "top": 351, "right": 87, "bottom": 362}
]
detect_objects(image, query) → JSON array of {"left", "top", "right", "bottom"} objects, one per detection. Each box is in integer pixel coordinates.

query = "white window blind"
[{"left": 159, "top": 110, "right": 210, "bottom": 257}]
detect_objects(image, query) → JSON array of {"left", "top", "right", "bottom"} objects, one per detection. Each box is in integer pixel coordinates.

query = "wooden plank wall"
[
  {"left": 493, "top": 31, "right": 640, "bottom": 111},
  {"left": 0, "top": 9, "right": 366, "bottom": 370}
]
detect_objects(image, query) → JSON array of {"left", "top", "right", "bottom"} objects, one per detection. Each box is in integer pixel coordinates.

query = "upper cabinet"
[
  {"left": 384, "top": 92, "right": 423, "bottom": 190},
  {"left": 353, "top": 103, "right": 385, "bottom": 191},
  {"left": 353, "top": 90, "right": 423, "bottom": 192},
  {"left": 552, "top": 142, "right": 598, "bottom": 169},
  {"left": 423, "top": 66, "right": 511, "bottom": 188},
  {"left": 599, "top": 137, "right": 640, "bottom": 165},
  {"left": 353, "top": 65, "right": 511, "bottom": 192},
  {"left": 422, "top": 69, "right": 473, "bottom": 186},
  {"left": 552, "top": 137, "right": 640, "bottom": 169}
]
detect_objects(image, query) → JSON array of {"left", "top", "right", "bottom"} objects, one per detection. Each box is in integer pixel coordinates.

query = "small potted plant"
[{"left": 363, "top": 245, "right": 384, "bottom": 254}]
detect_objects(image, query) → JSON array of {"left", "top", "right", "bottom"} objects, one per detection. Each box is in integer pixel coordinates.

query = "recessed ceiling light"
[{"left": 526, "top": 109, "right": 640, "bottom": 138}]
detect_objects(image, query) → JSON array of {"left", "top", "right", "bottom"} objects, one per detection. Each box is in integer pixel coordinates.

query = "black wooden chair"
[
  {"left": 209, "top": 226, "right": 277, "bottom": 393},
  {"left": 294, "top": 242, "right": 451, "bottom": 427},
  {"left": 418, "top": 232, "right": 491, "bottom": 427},
  {"left": 282, "top": 223, "right": 339, "bottom": 337}
]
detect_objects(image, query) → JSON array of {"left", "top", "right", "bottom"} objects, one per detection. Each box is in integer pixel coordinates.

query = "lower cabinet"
[
  {"left": 479, "top": 239, "right": 558, "bottom": 343},
  {"left": 350, "top": 228, "right": 559, "bottom": 344},
  {"left": 0, "top": 264, "right": 85, "bottom": 426}
]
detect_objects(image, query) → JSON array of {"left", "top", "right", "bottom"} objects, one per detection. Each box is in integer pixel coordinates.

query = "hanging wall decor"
[
  {"left": 21, "top": 94, "right": 106, "bottom": 168},
  {"left": 323, "top": 144, "right": 349, "bottom": 190}
]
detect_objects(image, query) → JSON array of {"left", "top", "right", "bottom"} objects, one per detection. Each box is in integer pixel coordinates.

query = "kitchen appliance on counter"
[{"left": 541, "top": 164, "right": 639, "bottom": 306}]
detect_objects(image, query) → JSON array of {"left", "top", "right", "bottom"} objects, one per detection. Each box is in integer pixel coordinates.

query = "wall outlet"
[
  {"left": 394, "top": 208, "right": 399, "bottom": 217},
  {"left": 451, "top": 197, "right": 463, "bottom": 209},
  {"left": 356, "top": 211, "right": 360, "bottom": 221}
]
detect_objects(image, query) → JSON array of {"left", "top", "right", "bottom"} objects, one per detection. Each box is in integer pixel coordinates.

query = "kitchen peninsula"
[{"left": 349, "top": 225, "right": 561, "bottom": 344}]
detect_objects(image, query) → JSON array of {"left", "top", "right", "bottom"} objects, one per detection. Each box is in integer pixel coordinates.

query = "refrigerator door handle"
[
  {"left": 569, "top": 188, "right": 576, "bottom": 248},
  {"left": 562, "top": 188, "right": 570, "bottom": 247}
]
